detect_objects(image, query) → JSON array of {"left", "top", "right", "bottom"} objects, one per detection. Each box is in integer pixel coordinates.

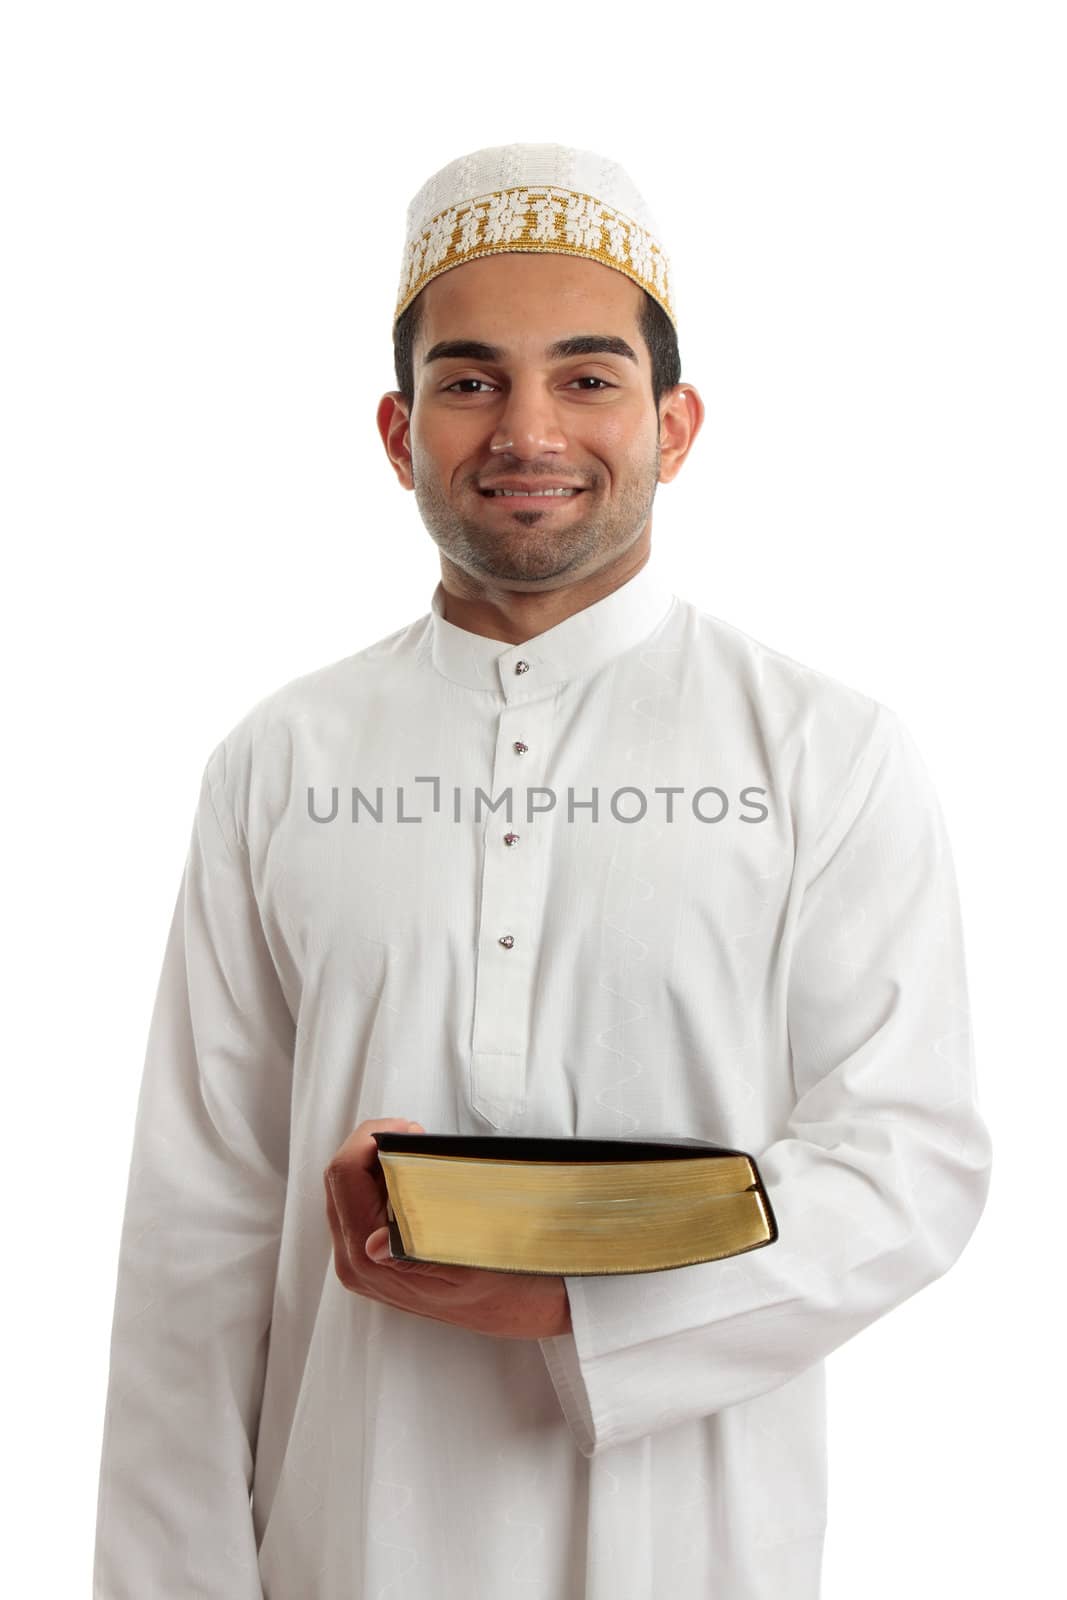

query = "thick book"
[{"left": 372, "top": 1133, "right": 778, "bottom": 1276}]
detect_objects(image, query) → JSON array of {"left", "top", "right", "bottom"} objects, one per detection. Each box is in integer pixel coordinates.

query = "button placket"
[{"left": 470, "top": 683, "right": 555, "bottom": 1130}]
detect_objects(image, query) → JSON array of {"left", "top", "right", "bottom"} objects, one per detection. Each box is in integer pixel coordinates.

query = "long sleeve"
[
  {"left": 539, "top": 703, "right": 993, "bottom": 1458},
  {"left": 94, "top": 743, "right": 295, "bottom": 1597}
]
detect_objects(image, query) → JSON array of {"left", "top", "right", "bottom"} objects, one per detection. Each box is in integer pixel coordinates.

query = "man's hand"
[{"left": 323, "top": 1118, "right": 572, "bottom": 1340}]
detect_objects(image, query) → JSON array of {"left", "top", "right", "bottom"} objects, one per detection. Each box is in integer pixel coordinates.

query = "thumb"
[
  {"left": 364, "top": 1227, "right": 459, "bottom": 1278},
  {"left": 365, "top": 1228, "right": 392, "bottom": 1262}
]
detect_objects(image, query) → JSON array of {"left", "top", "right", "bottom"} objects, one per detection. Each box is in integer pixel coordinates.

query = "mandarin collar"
[{"left": 427, "top": 559, "right": 676, "bottom": 696}]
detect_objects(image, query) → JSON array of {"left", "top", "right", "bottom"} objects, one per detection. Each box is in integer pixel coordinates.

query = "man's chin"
[
  {"left": 441, "top": 524, "right": 594, "bottom": 581},
  {"left": 466, "top": 552, "right": 585, "bottom": 584}
]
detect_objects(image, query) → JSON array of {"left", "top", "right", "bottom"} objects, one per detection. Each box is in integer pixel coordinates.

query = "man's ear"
[
  {"left": 376, "top": 392, "right": 414, "bottom": 490},
  {"left": 657, "top": 384, "right": 705, "bottom": 485}
]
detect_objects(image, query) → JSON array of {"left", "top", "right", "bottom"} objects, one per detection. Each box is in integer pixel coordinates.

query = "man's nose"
[{"left": 489, "top": 380, "right": 567, "bottom": 456}]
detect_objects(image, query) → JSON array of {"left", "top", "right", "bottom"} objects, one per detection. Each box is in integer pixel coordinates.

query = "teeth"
[{"left": 489, "top": 488, "right": 579, "bottom": 497}]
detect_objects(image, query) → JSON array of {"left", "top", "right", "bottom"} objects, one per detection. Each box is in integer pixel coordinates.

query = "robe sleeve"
[
  {"left": 538, "top": 703, "right": 993, "bottom": 1458},
  {"left": 94, "top": 742, "right": 294, "bottom": 1596}
]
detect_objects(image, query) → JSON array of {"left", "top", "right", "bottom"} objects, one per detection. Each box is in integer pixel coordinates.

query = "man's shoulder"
[
  {"left": 676, "top": 592, "right": 889, "bottom": 727},
  {"left": 200, "top": 608, "right": 431, "bottom": 792},
  {"left": 667, "top": 594, "right": 911, "bottom": 824}
]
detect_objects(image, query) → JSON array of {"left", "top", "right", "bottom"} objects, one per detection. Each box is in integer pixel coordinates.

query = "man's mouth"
[{"left": 478, "top": 487, "right": 585, "bottom": 499}]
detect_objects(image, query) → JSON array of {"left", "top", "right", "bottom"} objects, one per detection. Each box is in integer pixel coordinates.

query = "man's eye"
[
  {"left": 443, "top": 375, "right": 615, "bottom": 394},
  {"left": 443, "top": 378, "right": 495, "bottom": 394}
]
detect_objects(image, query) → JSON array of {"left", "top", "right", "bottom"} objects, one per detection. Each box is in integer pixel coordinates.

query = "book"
[{"left": 371, "top": 1132, "right": 778, "bottom": 1276}]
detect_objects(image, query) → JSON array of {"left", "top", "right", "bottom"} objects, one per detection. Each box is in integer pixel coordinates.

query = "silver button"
[
  {"left": 515, "top": 659, "right": 530, "bottom": 674},
  {"left": 513, "top": 741, "right": 528, "bottom": 754},
  {"left": 498, "top": 934, "right": 515, "bottom": 949},
  {"left": 504, "top": 832, "right": 520, "bottom": 847}
]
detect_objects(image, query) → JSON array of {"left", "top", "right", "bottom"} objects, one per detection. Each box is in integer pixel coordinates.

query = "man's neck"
[{"left": 438, "top": 537, "right": 652, "bottom": 645}]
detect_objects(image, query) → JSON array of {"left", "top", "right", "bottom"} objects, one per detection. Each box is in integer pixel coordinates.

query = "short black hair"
[{"left": 392, "top": 282, "right": 681, "bottom": 412}]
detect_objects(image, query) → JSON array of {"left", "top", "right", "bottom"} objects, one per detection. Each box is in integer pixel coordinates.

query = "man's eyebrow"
[
  {"left": 547, "top": 334, "right": 638, "bottom": 364},
  {"left": 422, "top": 335, "right": 639, "bottom": 366}
]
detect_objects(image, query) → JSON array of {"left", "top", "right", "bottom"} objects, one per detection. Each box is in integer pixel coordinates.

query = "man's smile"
[{"left": 476, "top": 479, "right": 589, "bottom": 508}]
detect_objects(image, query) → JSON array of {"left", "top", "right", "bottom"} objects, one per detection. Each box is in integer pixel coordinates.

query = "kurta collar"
[{"left": 428, "top": 558, "right": 676, "bottom": 695}]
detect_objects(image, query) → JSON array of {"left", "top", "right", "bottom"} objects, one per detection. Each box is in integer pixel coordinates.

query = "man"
[{"left": 93, "top": 144, "right": 993, "bottom": 1599}]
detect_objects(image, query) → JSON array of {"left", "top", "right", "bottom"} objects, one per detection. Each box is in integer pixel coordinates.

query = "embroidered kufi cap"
[{"left": 394, "top": 143, "right": 676, "bottom": 331}]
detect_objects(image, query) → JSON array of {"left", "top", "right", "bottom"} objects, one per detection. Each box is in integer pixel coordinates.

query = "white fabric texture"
[{"left": 93, "top": 557, "right": 992, "bottom": 1599}]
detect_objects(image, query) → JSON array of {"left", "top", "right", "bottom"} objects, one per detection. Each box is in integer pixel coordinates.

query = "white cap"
[{"left": 394, "top": 142, "right": 675, "bottom": 329}]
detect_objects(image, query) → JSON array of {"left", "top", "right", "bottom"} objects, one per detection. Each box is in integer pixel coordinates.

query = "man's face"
[{"left": 402, "top": 253, "right": 664, "bottom": 588}]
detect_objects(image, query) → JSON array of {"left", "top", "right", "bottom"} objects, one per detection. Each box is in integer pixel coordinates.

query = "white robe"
[{"left": 93, "top": 558, "right": 992, "bottom": 1598}]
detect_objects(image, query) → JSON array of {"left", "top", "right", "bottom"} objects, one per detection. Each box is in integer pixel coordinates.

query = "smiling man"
[
  {"left": 380, "top": 247, "right": 700, "bottom": 624},
  {"left": 94, "top": 145, "right": 992, "bottom": 1600}
]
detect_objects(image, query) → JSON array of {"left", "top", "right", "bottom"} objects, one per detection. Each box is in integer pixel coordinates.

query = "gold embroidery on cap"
[{"left": 395, "top": 186, "right": 674, "bottom": 327}]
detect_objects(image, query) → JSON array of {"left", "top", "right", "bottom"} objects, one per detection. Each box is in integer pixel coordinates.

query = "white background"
[{"left": 3, "top": 2, "right": 1062, "bottom": 1593}]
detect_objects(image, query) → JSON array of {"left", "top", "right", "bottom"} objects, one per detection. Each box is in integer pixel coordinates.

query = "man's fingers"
[
  {"left": 323, "top": 1118, "right": 417, "bottom": 1219},
  {"left": 327, "top": 1116, "right": 419, "bottom": 1177},
  {"left": 323, "top": 1118, "right": 424, "bottom": 1268},
  {"left": 323, "top": 1168, "right": 361, "bottom": 1289}
]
